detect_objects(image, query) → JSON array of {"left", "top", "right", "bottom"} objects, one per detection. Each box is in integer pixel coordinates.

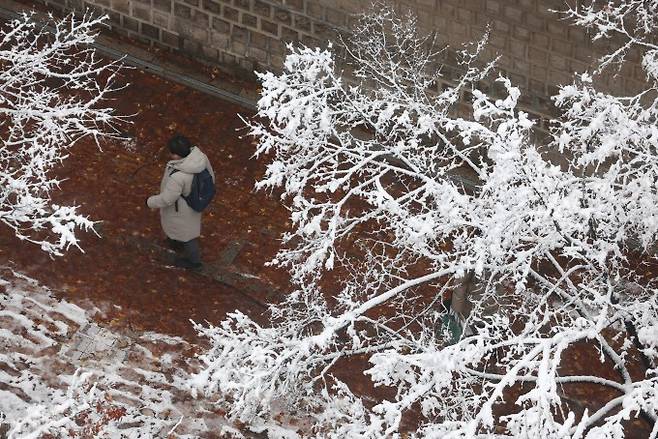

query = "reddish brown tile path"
[{"left": 0, "top": 67, "right": 290, "bottom": 340}]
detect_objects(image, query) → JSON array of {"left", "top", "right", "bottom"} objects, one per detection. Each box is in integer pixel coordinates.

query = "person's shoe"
[{"left": 174, "top": 257, "right": 202, "bottom": 270}]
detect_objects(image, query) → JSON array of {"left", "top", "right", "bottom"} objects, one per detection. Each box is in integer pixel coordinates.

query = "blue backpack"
[{"left": 172, "top": 168, "right": 215, "bottom": 212}]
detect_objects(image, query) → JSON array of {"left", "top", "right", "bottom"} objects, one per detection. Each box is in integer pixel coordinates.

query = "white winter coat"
[{"left": 147, "top": 147, "right": 215, "bottom": 242}]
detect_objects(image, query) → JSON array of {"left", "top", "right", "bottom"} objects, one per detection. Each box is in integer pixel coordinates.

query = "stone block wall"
[
  {"left": 46, "top": 0, "right": 352, "bottom": 75},
  {"left": 37, "top": 0, "right": 644, "bottom": 119},
  {"left": 406, "top": 0, "right": 644, "bottom": 118}
]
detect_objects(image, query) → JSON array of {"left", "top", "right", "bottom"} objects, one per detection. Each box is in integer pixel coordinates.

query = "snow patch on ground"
[
  {"left": 0, "top": 268, "right": 301, "bottom": 438},
  {"left": 0, "top": 267, "right": 201, "bottom": 437}
]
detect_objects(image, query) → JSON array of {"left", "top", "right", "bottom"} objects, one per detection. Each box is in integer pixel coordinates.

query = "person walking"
[{"left": 147, "top": 134, "right": 215, "bottom": 269}]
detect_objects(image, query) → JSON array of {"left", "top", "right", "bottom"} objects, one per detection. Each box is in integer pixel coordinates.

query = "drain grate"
[{"left": 62, "top": 323, "right": 128, "bottom": 363}]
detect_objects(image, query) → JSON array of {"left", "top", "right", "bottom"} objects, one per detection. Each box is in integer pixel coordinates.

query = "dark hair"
[{"left": 167, "top": 134, "right": 192, "bottom": 157}]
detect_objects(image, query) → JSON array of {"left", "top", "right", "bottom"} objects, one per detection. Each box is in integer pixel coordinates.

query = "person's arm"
[{"left": 147, "top": 174, "right": 184, "bottom": 209}]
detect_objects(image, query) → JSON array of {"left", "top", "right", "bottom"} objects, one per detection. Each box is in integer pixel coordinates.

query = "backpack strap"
[{"left": 169, "top": 168, "right": 180, "bottom": 211}]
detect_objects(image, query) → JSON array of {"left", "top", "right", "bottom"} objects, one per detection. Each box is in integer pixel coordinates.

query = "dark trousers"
[{"left": 167, "top": 237, "right": 201, "bottom": 264}]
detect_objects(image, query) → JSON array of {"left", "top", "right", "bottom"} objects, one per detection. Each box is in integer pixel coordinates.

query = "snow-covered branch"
[
  {"left": 562, "top": 0, "right": 658, "bottom": 76},
  {"left": 194, "top": 2, "right": 658, "bottom": 437},
  {"left": 0, "top": 12, "right": 124, "bottom": 255}
]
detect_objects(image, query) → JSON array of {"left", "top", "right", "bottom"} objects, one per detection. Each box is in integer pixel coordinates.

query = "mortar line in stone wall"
[
  {"left": 0, "top": 1, "right": 488, "bottom": 193},
  {"left": 0, "top": 4, "right": 258, "bottom": 110}
]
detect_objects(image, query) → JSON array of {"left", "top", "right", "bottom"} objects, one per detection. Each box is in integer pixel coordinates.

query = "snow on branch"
[
  {"left": 194, "top": 2, "right": 658, "bottom": 437},
  {"left": 0, "top": 11, "right": 124, "bottom": 256},
  {"left": 561, "top": 0, "right": 658, "bottom": 77}
]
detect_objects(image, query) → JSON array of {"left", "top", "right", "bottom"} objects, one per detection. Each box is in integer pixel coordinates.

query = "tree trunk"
[{"left": 451, "top": 270, "right": 476, "bottom": 318}]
